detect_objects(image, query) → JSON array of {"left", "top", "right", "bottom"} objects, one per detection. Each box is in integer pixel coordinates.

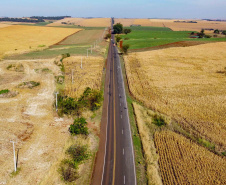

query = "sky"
[{"left": 0, "top": 0, "right": 226, "bottom": 19}]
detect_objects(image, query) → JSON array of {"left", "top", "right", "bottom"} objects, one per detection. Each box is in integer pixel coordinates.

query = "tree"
[
  {"left": 113, "top": 23, "right": 123, "bottom": 34},
  {"left": 115, "top": 36, "right": 122, "bottom": 43},
  {"left": 121, "top": 44, "right": 130, "bottom": 54},
  {"left": 69, "top": 117, "right": 88, "bottom": 135},
  {"left": 222, "top": 30, "right": 226, "bottom": 35},
  {"left": 214, "top": 29, "right": 220, "bottom": 34},
  {"left": 105, "top": 33, "right": 111, "bottom": 39},
  {"left": 124, "top": 28, "right": 132, "bottom": 34},
  {"left": 198, "top": 29, "right": 205, "bottom": 38}
]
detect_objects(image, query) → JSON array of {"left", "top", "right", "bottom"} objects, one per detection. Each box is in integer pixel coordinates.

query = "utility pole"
[
  {"left": 81, "top": 57, "right": 83, "bottom": 69},
  {"left": 71, "top": 69, "right": 74, "bottom": 84},
  {"left": 10, "top": 140, "right": 17, "bottom": 172},
  {"left": 55, "top": 92, "right": 59, "bottom": 111}
]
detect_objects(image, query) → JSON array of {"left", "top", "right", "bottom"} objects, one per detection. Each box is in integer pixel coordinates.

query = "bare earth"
[{"left": 0, "top": 59, "right": 73, "bottom": 184}]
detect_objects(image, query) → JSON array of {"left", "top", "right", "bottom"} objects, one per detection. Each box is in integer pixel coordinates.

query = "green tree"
[
  {"left": 105, "top": 33, "right": 111, "bottom": 39},
  {"left": 115, "top": 36, "right": 122, "bottom": 43},
  {"left": 69, "top": 117, "right": 88, "bottom": 135},
  {"left": 214, "top": 29, "right": 220, "bottom": 34},
  {"left": 113, "top": 23, "right": 123, "bottom": 34},
  {"left": 222, "top": 30, "right": 226, "bottom": 35},
  {"left": 123, "top": 28, "right": 131, "bottom": 34},
  {"left": 121, "top": 44, "right": 130, "bottom": 54}
]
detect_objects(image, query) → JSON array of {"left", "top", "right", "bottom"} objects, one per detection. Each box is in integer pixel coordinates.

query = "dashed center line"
[
  {"left": 123, "top": 148, "right": 124, "bottom": 155},
  {"left": 121, "top": 115, "right": 122, "bottom": 119},
  {"left": 122, "top": 129, "right": 123, "bottom": 135},
  {"left": 124, "top": 175, "right": 126, "bottom": 184}
]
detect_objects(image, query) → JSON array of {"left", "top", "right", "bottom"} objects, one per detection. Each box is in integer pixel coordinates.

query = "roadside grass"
[
  {"left": 120, "top": 26, "right": 226, "bottom": 49},
  {"left": 119, "top": 55, "right": 147, "bottom": 185}
]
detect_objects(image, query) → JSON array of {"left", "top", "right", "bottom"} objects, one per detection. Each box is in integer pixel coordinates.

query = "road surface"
[{"left": 92, "top": 18, "right": 136, "bottom": 185}]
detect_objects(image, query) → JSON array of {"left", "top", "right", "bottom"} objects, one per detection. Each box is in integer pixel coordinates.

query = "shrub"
[
  {"left": 205, "top": 35, "right": 211, "bottom": 38},
  {"left": 59, "top": 163, "right": 78, "bottom": 182},
  {"left": 123, "top": 28, "right": 131, "bottom": 34},
  {"left": 67, "top": 144, "right": 90, "bottom": 164},
  {"left": 115, "top": 35, "right": 122, "bottom": 43},
  {"left": 152, "top": 114, "right": 166, "bottom": 126},
  {"left": 124, "top": 37, "right": 129, "bottom": 40},
  {"left": 69, "top": 117, "right": 89, "bottom": 135},
  {"left": 121, "top": 44, "right": 130, "bottom": 54},
  {"left": 105, "top": 33, "right": 111, "bottom": 39},
  {"left": 0, "top": 89, "right": 10, "bottom": 95},
  {"left": 222, "top": 30, "right": 226, "bottom": 35},
  {"left": 214, "top": 29, "right": 220, "bottom": 34}
]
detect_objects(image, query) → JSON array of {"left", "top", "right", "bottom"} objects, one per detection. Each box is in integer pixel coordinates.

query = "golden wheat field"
[
  {"left": 48, "top": 17, "right": 111, "bottom": 27},
  {"left": 155, "top": 131, "right": 226, "bottom": 185},
  {"left": 0, "top": 25, "right": 81, "bottom": 59},
  {"left": 114, "top": 18, "right": 226, "bottom": 31},
  {"left": 124, "top": 42, "right": 226, "bottom": 151},
  {"left": 63, "top": 56, "right": 104, "bottom": 98}
]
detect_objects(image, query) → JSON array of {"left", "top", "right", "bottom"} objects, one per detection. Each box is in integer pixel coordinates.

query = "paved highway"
[{"left": 92, "top": 19, "right": 136, "bottom": 185}]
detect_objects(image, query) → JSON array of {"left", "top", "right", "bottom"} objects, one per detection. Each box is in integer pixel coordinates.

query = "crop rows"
[
  {"left": 154, "top": 131, "right": 226, "bottom": 185},
  {"left": 124, "top": 42, "right": 226, "bottom": 150}
]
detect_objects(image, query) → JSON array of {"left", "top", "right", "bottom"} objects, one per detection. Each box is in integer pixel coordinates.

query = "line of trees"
[
  {"left": 30, "top": 16, "right": 71, "bottom": 20},
  {"left": 0, "top": 17, "right": 44, "bottom": 23}
]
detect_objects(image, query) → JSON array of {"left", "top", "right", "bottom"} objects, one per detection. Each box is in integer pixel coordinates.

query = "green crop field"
[{"left": 120, "top": 26, "right": 226, "bottom": 49}]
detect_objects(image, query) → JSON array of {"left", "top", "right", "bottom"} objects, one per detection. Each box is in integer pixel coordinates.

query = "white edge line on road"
[
  {"left": 117, "top": 47, "right": 137, "bottom": 185},
  {"left": 123, "top": 148, "right": 125, "bottom": 155},
  {"left": 101, "top": 41, "right": 111, "bottom": 185}
]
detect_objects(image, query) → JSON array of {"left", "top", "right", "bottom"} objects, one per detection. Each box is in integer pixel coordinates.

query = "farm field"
[
  {"left": 48, "top": 17, "right": 111, "bottom": 27},
  {"left": 120, "top": 26, "right": 226, "bottom": 50},
  {"left": 155, "top": 131, "right": 226, "bottom": 185},
  {"left": 63, "top": 56, "right": 104, "bottom": 98},
  {"left": 124, "top": 42, "right": 226, "bottom": 151},
  {"left": 115, "top": 18, "right": 226, "bottom": 31},
  {"left": 0, "top": 25, "right": 81, "bottom": 59},
  {"left": 5, "top": 27, "right": 108, "bottom": 60}
]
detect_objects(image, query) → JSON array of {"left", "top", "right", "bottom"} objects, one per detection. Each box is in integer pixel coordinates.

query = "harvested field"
[
  {"left": 0, "top": 25, "right": 81, "bottom": 59},
  {"left": 0, "top": 23, "right": 12, "bottom": 28},
  {"left": 59, "top": 29, "right": 103, "bottom": 45},
  {"left": 124, "top": 42, "right": 226, "bottom": 151},
  {"left": 155, "top": 131, "right": 226, "bottom": 185},
  {"left": 48, "top": 17, "right": 111, "bottom": 27},
  {"left": 63, "top": 56, "right": 104, "bottom": 98},
  {"left": 114, "top": 18, "right": 226, "bottom": 31}
]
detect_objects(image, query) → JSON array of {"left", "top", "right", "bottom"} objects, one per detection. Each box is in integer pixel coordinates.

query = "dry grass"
[
  {"left": 155, "top": 130, "right": 226, "bottom": 185},
  {"left": 0, "top": 23, "right": 12, "bottom": 28},
  {"left": 133, "top": 102, "right": 163, "bottom": 185},
  {"left": 114, "top": 19, "right": 135, "bottom": 26},
  {"left": 124, "top": 42, "right": 226, "bottom": 151},
  {"left": 63, "top": 56, "right": 104, "bottom": 98},
  {"left": 0, "top": 25, "right": 81, "bottom": 59},
  {"left": 48, "top": 18, "right": 111, "bottom": 27}
]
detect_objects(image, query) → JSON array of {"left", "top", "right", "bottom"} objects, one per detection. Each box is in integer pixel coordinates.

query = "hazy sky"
[{"left": 1, "top": 0, "right": 226, "bottom": 19}]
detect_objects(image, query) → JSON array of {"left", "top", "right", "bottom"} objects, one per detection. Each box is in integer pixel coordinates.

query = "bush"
[
  {"left": 123, "top": 28, "right": 131, "bottom": 34},
  {"left": 69, "top": 117, "right": 89, "bottom": 135},
  {"left": 205, "top": 35, "right": 211, "bottom": 38},
  {"left": 67, "top": 145, "right": 90, "bottom": 164},
  {"left": 121, "top": 44, "right": 130, "bottom": 54},
  {"left": 115, "top": 35, "right": 122, "bottom": 43},
  {"left": 0, "top": 89, "right": 10, "bottom": 95},
  {"left": 59, "top": 164, "right": 78, "bottom": 182},
  {"left": 152, "top": 114, "right": 166, "bottom": 126},
  {"left": 214, "top": 29, "right": 220, "bottom": 34},
  {"left": 58, "top": 87, "right": 103, "bottom": 116},
  {"left": 222, "top": 30, "right": 226, "bottom": 35},
  {"left": 105, "top": 33, "right": 111, "bottom": 39},
  {"left": 124, "top": 37, "right": 129, "bottom": 40}
]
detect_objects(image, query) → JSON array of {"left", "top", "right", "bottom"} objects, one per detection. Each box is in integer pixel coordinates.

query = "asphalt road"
[{"left": 92, "top": 19, "right": 136, "bottom": 185}]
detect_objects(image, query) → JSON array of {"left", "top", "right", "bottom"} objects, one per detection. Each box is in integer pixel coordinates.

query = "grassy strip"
[{"left": 119, "top": 55, "right": 147, "bottom": 185}]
